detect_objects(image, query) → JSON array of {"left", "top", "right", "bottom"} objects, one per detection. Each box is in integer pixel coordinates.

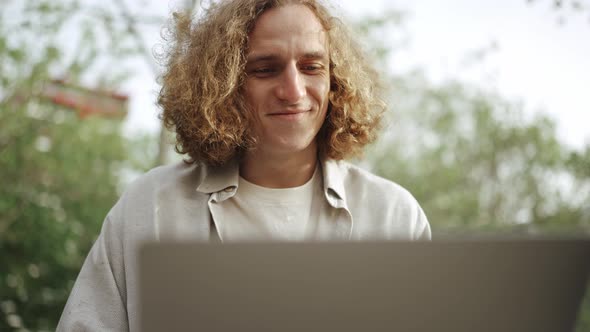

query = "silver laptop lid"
[{"left": 140, "top": 239, "right": 590, "bottom": 332}]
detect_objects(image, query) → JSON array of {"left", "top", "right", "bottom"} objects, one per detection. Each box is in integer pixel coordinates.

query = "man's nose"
[{"left": 276, "top": 64, "right": 305, "bottom": 103}]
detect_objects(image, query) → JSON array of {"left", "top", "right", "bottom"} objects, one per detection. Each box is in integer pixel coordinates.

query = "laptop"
[{"left": 139, "top": 239, "right": 590, "bottom": 332}]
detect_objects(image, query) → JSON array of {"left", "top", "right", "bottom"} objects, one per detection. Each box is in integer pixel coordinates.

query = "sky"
[{"left": 121, "top": 0, "right": 590, "bottom": 150}]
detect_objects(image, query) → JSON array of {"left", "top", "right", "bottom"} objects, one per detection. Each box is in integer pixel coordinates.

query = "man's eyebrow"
[
  {"left": 246, "top": 51, "right": 328, "bottom": 63},
  {"left": 301, "top": 51, "right": 328, "bottom": 60}
]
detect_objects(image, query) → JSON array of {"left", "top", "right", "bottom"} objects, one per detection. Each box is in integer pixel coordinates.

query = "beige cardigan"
[{"left": 57, "top": 159, "right": 431, "bottom": 331}]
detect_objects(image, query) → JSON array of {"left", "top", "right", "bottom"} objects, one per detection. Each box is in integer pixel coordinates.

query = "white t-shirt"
[{"left": 215, "top": 166, "right": 324, "bottom": 241}]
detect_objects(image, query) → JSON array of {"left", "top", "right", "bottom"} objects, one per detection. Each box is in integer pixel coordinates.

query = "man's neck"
[{"left": 239, "top": 146, "right": 318, "bottom": 189}]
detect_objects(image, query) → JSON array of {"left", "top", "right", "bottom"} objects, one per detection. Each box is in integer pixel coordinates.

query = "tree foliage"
[
  {"left": 368, "top": 73, "right": 590, "bottom": 235},
  {"left": 349, "top": 10, "right": 590, "bottom": 236},
  {"left": 0, "top": 96, "right": 128, "bottom": 332},
  {"left": 0, "top": 0, "right": 155, "bottom": 330}
]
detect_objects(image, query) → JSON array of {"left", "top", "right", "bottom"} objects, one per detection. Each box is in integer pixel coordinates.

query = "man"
[{"left": 57, "top": 0, "right": 431, "bottom": 330}]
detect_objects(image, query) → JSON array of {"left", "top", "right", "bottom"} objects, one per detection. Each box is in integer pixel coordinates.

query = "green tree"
[
  {"left": 0, "top": 0, "right": 158, "bottom": 330},
  {"left": 349, "top": 9, "right": 590, "bottom": 234},
  {"left": 0, "top": 94, "right": 129, "bottom": 332},
  {"left": 367, "top": 72, "right": 590, "bottom": 235}
]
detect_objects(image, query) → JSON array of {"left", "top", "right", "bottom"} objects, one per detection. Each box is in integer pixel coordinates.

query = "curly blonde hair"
[{"left": 158, "top": 0, "right": 385, "bottom": 165}]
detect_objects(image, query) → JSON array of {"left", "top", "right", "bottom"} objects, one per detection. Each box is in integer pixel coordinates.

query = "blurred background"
[{"left": 1, "top": 0, "right": 589, "bottom": 330}]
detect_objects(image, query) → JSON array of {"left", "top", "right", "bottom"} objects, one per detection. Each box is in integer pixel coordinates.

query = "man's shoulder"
[
  {"left": 331, "top": 160, "right": 431, "bottom": 240},
  {"left": 331, "top": 160, "right": 414, "bottom": 200},
  {"left": 123, "top": 161, "right": 205, "bottom": 198}
]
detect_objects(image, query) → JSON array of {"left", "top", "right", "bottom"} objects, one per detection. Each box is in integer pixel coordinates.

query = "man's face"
[{"left": 243, "top": 4, "right": 330, "bottom": 157}]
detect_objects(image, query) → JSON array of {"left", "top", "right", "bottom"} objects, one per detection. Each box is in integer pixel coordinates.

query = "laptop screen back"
[{"left": 139, "top": 239, "right": 590, "bottom": 332}]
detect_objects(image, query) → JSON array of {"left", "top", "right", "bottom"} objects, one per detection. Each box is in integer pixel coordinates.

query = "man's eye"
[
  {"left": 252, "top": 67, "right": 276, "bottom": 75},
  {"left": 301, "top": 64, "right": 323, "bottom": 73}
]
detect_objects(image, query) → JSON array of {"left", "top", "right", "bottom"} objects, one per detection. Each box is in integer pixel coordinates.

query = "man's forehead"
[
  {"left": 246, "top": 5, "right": 328, "bottom": 59},
  {"left": 250, "top": 4, "right": 325, "bottom": 32},
  {"left": 245, "top": 36, "right": 329, "bottom": 62}
]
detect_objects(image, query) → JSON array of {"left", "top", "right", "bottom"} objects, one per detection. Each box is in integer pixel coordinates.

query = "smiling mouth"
[{"left": 268, "top": 109, "right": 310, "bottom": 116}]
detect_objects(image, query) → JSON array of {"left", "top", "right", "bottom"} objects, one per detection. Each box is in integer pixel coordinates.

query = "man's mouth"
[{"left": 268, "top": 109, "right": 310, "bottom": 116}]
